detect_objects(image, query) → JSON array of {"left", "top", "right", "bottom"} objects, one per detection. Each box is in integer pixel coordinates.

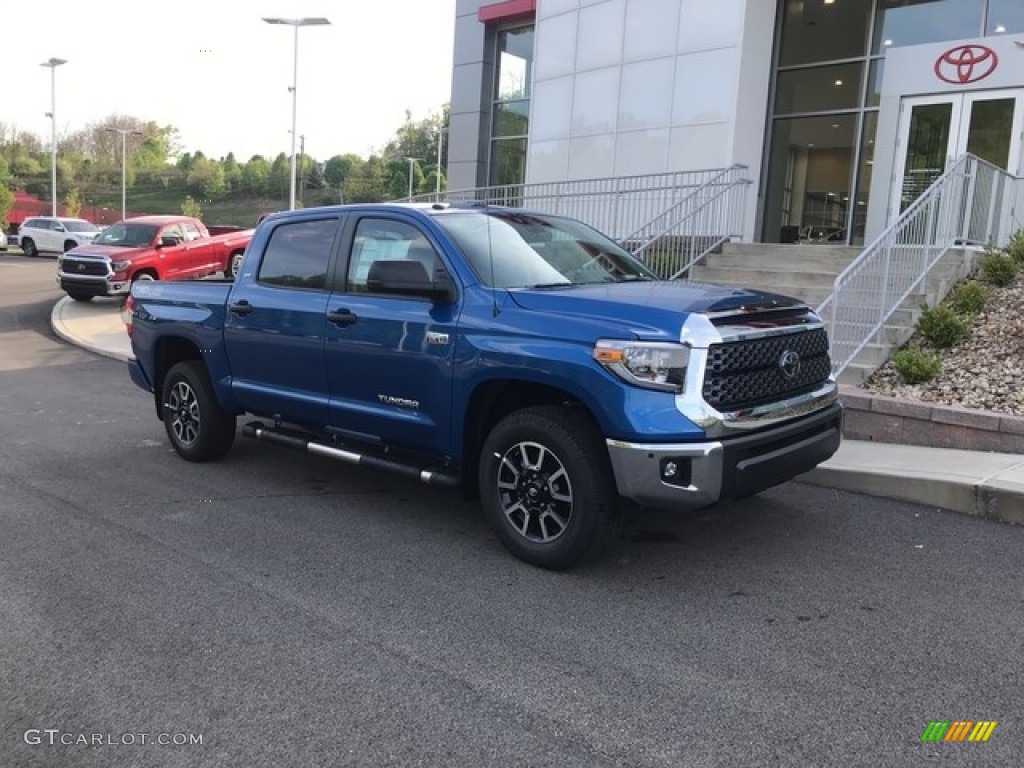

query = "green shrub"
[
  {"left": 979, "top": 248, "right": 1018, "bottom": 286},
  {"left": 891, "top": 348, "right": 941, "bottom": 384},
  {"left": 915, "top": 303, "right": 970, "bottom": 348},
  {"left": 949, "top": 280, "right": 990, "bottom": 315},
  {"left": 1007, "top": 229, "right": 1024, "bottom": 265}
]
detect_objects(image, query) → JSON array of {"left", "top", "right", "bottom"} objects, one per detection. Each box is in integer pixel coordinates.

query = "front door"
[{"left": 892, "top": 89, "right": 1024, "bottom": 217}]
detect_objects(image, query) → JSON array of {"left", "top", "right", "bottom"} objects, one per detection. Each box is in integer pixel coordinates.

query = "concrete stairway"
[{"left": 688, "top": 243, "right": 980, "bottom": 386}]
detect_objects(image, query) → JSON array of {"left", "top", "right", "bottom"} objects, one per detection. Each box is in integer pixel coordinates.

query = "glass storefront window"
[
  {"left": 496, "top": 27, "right": 533, "bottom": 101},
  {"left": 493, "top": 100, "right": 529, "bottom": 138},
  {"left": 852, "top": 112, "right": 878, "bottom": 243},
  {"left": 778, "top": 0, "right": 871, "bottom": 66},
  {"left": 489, "top": 138, "right": 528, "bottom": 188},
  {"left": 763, "top": 115, "right": 857, "bottom": 244},
  {"left": 775, "top": 62, "right": 864, "bottom": 114},
  {"left": 872, "top": 0, "right": 984, "bottom": 53},
  {"left": 987, "top": 0, "right": 1024, "bottom": 34},
  {"left": 490, "top": 25, "right": 534, "bottom": 187}
]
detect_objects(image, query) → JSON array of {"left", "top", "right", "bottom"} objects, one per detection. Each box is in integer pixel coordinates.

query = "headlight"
[
  {"left": 594, "top": 340, "right": 689, "bottom": 393},
  {"left": 111, "top": 260, "right": 131, "bottom": 271}
]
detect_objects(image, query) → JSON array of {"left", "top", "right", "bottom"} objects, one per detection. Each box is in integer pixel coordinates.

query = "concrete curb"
[
  {"left": 799, "top": 440, "right": 1024, "bottom": 526},
  {"left": 51, "top": 296, "right": 135, "bottom": 363}
]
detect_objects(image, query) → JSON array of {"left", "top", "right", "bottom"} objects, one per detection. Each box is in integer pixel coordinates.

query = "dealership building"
[{"left": 447, "top": 0, "right": 1024, "bottom": 246}]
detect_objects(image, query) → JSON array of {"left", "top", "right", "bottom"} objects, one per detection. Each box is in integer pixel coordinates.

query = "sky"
[{"left": 5, "top": 0, "right": 457, "bottom": 162}]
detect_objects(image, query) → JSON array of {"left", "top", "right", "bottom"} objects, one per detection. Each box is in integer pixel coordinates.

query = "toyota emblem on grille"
[
  {"left": 779, "top": 349, "right": 801, "bottom": 379},
  {"left": 77, "top": 263, "right": 86, "bottom": 271}
]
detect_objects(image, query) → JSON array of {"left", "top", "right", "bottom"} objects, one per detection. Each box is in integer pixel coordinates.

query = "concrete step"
[
  {"left": 704, "top": 250, "right": 857, "bottom": 272},
  {"left": 720, "top": 242, "right": 863, "bottom": 261},
  {"left": 690, "top": 266, "right": 841, "bottom": 289}
]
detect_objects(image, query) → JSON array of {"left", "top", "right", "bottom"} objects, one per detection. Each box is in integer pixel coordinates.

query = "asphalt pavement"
[{"left": 51, "top": 294, "right": 1024, "bottom": 528}]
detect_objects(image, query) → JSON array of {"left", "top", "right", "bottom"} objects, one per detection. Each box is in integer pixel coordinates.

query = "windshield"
[
  {"left": 433, "top": 211, "right": 657, "bottom": 289},
  {"left": 94, "top": 223, "right": 158, "bottom": 247},
  {"left": 63, "top": 220, "right": 100, "bottom": 233}
]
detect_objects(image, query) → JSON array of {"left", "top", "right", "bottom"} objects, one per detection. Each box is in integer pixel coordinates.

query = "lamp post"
[
  {"left": 436, "top": 126, "right": 444, "bottom": 196},
  {"left": 262, "top": 16, "right": 331, "bottom": 210},
  {"left": 404, "top": 157, "right": 421, "bottom": 200},
  {"left": 106, "top": 127, "right": 143, "bottom": 221},
  {"left": 40, "top": 57, "right": 68, "bottom": 217}
]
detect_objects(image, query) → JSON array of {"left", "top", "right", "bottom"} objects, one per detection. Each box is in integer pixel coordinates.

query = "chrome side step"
[{"left": 242, "top": 421, "right": 461, "bottom": 487}]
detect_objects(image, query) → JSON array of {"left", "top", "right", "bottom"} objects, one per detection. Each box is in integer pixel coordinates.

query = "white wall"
[{"left": 525, "top": 0, "right": 775, "bottom": 239}]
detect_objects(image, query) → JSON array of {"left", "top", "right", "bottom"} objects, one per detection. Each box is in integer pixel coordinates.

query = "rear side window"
[{"left": 258, "top": 218, "right": 338, "bottom": 291}]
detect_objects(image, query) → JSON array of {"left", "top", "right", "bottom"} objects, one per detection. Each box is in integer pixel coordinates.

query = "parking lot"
[{"left": 2, "top": 255, "right": 1022, "bottom": 767}]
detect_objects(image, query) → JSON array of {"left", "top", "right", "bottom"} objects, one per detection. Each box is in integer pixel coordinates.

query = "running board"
[{"left": 242, "top": 421, "right": 461, "bottom": 487}]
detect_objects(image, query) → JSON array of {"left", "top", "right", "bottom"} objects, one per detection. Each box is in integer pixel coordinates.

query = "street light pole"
[
  {"left": 263, "top": 16, "right": 331, "bottom": 210},
  {"left": 40, "top": 57, "right": 68, "bottom": 217},
  {"left": 436, "top": 126, "right": 445, "bottom": 196},
  {"left": 404, "top": 157, "right": 421, "bottom": 200},
  {"left": 106, "top": 127, "right": 143, "bottom": 220}
]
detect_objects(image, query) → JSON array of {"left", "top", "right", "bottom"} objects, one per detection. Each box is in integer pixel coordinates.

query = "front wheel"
[
  {"left": 478, "top": 405, "right": 622, "bottom": 570},
  {"left": 228, "top": 251, "right": 244, "bottom": 278},
  {"left": 161, "top": 361, "right": 236, "bottom": 462}
]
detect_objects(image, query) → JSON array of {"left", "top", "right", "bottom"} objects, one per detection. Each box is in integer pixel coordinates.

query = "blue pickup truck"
[{"left": 127, "top": 203, "right": 841, "bottom": 569}]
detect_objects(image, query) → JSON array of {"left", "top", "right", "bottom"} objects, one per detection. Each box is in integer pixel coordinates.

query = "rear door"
[
  {"left": 323, "top": 214, "right": 460, "bottom": 456},
  {"left": 223, "top": 215, "right": 342, "bottom": 427}
]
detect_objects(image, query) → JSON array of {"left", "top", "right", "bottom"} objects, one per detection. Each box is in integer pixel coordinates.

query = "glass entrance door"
[{"left": 892, "top": 90, "right": 1024, "bottom": 216}]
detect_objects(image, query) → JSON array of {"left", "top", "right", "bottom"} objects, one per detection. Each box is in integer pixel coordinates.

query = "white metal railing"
[
  {"left": 408, "top": 166, "right": 749, "bottom": 242},
  {"left": 818, "top": 154, "right": 1020, "bottom": 377},
  {"left": 623, "top": 166, "right": 750, "bottom": 279}
]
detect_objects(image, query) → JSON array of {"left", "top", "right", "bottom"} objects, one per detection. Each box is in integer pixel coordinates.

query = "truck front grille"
[
  {"left": 703, "top": 328, "right": 831, "bottom": 411},
  {"left": 62, "top": 257, "right": 109, "bottom": 277}
]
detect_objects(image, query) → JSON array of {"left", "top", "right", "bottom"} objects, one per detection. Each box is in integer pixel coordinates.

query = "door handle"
[
  {"left": 327, "top": 308, "right": 357, "bottom": 326},
  {"left": 229, "top": 300, "right": 254, "bottom": 316}
]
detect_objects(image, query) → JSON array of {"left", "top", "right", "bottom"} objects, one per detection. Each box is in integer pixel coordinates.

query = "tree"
[
  {"left": 241, "top": 155, "right": 270, "bottom": 197},
  {"left": 269, "top": 152, "right": 290, "bottom": 200},
  {"left": 221, "top": 152, "right": 241, "bottom": 192},
  {"left": 187, "top": 156, "right": 227, "bottom": 200},
  {"left": 181, "top": 195, "right": 203, "bottom": 219},
  {"left": 63, "top": 187, "right": 83, "bottom": 217}
]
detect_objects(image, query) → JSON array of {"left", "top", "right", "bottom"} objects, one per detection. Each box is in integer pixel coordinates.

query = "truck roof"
[{"left": 123, "top": 215, "right": 199, "bottom": 225}]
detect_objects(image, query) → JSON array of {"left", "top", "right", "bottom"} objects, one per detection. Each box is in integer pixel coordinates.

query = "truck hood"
[
  {"left": 66, "top": 244, "right": 148, "bottom": 260},
  {"left": 507, "top": 280, "right": 808, "bottom": 339}
]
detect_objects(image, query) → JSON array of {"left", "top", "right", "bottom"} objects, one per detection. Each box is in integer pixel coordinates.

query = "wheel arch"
[
  {"left": 460, "top": 378, "right": 602, "bottom": 500},
  {"left": 152, "top": 337, "right": 203, "bottom": 419}
]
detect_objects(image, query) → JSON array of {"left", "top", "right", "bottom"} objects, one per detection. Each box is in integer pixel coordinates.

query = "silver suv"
[{"left": 19, "top": 217, "right": 101, "bottom": 257}]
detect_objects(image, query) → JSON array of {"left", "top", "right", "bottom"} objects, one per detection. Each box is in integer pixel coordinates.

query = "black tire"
[
  {"left": 478, "top": 405, "right": 622, "bottom": 570},
  {"left": 63, "top": 240, "right": 77, "bottom": 252},
  {"left": 161, "top": 360, "right": 236, "bottom": 462},
  {"left": 21, "top": 238, "right": 37, "bottom": 258},
  {"left": 66, "top": 291, "right": 93, "bottom": 302},
  {"left": 228, "top": 251, "right": 244, "bottom": 278}
]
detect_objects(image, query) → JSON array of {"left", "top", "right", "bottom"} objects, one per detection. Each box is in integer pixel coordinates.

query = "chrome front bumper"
[{"left": 606, "top": 401, "right": 843, "bottom": 511}]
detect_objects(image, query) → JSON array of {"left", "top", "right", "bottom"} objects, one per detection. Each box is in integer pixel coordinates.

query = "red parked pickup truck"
[{"left": 56, "top": 215, "right": 253, "bottom": 302}]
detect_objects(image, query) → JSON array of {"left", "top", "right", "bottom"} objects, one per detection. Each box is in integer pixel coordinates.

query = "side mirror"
[
  {"left": 54, "top": 224, "right": 66, "bottom": 232},
  {"left": 366, "top": 260, "right": 455, "bottom": 303},
  {"left": 158, "top": 235, "right": 183, "bottom": 248}
]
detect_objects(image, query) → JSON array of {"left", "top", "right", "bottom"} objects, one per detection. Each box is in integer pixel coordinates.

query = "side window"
[
  {"left": 161, "top": 224, "right": 185, "bottom": 245},
  {"left": 258, "top": 218, "right": 337, "bottom": 291},
  {"left": 182, "top": 221, "right": 202, "bottom": 242},
  {"left": 346, "top": 218, "right": 439, "bottom": 294}
]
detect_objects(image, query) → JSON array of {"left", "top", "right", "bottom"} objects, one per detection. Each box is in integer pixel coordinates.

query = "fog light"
[{"left": 660, "top": 457, "right": 691, "bottom": 487}]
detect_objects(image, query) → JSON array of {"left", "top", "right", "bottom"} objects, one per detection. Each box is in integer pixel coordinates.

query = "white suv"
[{"left": 19, "top": 217, "right": 101, "bottom": 257}]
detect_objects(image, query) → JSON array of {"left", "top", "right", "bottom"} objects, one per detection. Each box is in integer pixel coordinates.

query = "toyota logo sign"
[{"left": 934, "top": 45, "right": 998, "bottom": 84}]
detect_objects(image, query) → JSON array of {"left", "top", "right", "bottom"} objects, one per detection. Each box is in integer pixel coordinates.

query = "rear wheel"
[
  {"left": 63, "top": 240, "right": 77, "bottom": 252},
  {"left": 161, "top": 361, "right": 236, "bottom": 462},
  {"left": 478, "top": 405, "right": 622, "bottom": 570},
  {"left": 21, "top": 238, "right": 37, "bottom": 258}
]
